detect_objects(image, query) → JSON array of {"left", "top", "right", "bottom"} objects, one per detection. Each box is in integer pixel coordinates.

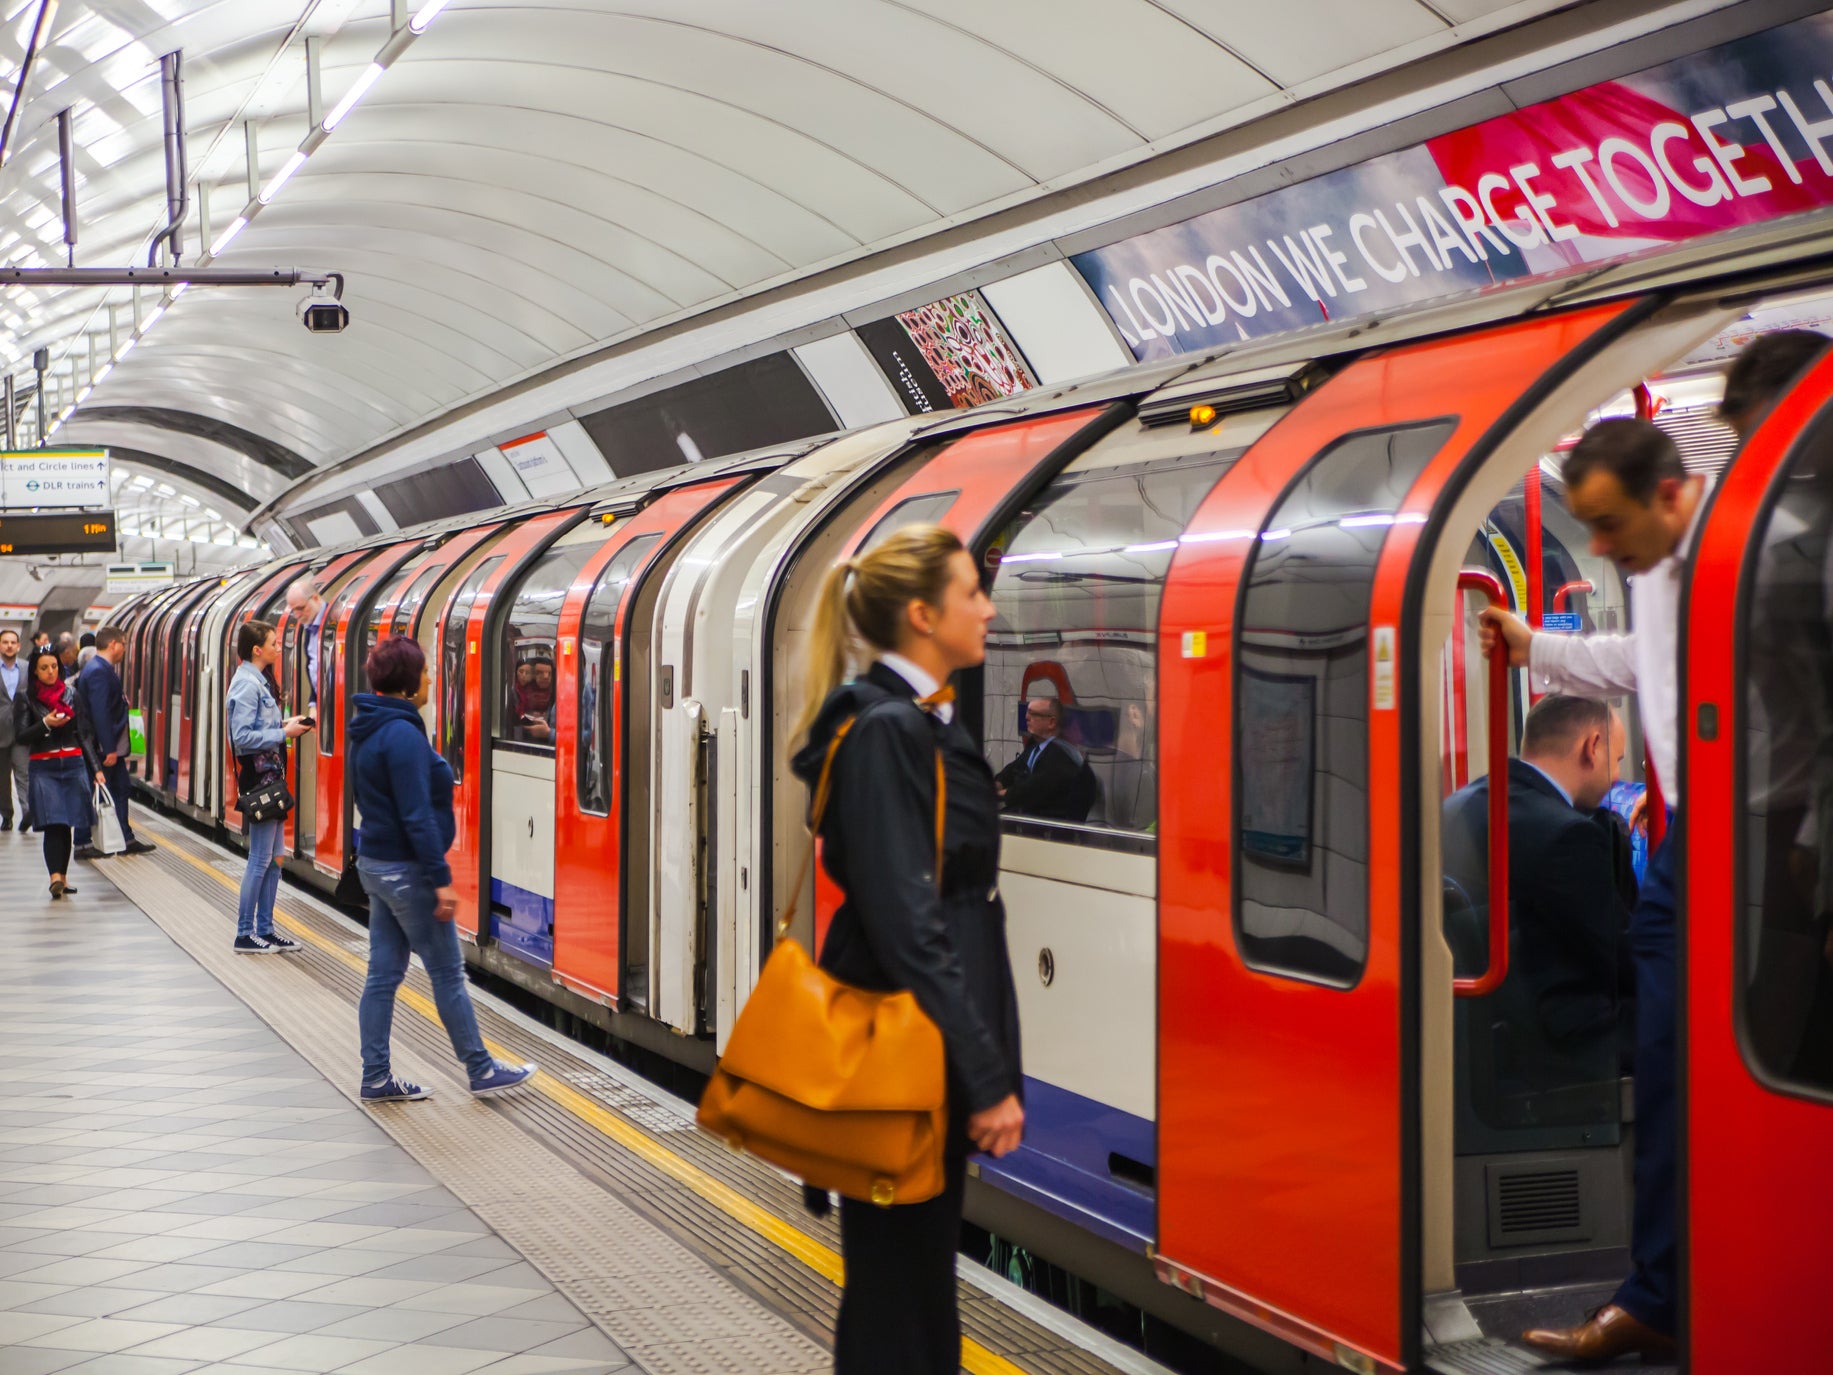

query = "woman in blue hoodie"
[
  {"left": 349, "top": 634, "right": 533, "bottom": 1103},
  {"left": 228, "top": 620, "right": 312, "bottom": 953}
]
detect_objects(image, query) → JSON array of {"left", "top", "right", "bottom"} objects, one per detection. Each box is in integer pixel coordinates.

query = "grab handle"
[{"left": 1455, "top": 570, "right": 1511, "bottom": 999}]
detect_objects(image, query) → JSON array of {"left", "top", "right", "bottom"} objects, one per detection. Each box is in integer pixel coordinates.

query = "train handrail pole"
[{"left": 1454, "top": 569, "right": 1511, "bottom": 999}]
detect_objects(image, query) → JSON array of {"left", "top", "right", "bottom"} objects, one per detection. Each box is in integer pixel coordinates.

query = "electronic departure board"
[{"left": 0, "top": 511, "right": 116, "bottom": 555}]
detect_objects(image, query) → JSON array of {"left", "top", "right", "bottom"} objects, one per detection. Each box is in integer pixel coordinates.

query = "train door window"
[
  {"left": 1235, "top": 421, "right": 1454, "bottom": 987},
  {"left": 577, "top": 533, "right": 661, "bottom": 815},
  {"left": 317, "top": 579, "right": 366, "bottom": 755},
  {"left": 983, "top": 448, "right": 1237, "bottom": 846},
  {"left": 860, "top": 491, "right": 959, "bottom": 551},
  {"left": 355, "top": 562, "right": 419, "bottom": 692},
  {"left": 1740, "top": 407, "right": 1833, "bottom": 1096},
  {"left": 439, "top": 555, "right": 504, "bottom": 782},
  {"left": 182, "top": 604, "right": 207, "bottom": 720},
  {"left": 393, "top": 562, "right": 446, "bottom": 637},
  {"left": 493, "top": 526, "right": 604, "bottom": 752}
]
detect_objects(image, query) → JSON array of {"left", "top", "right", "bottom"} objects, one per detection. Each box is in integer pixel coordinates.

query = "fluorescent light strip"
[
  {"left": 209, "top": 216, "right": 247, "bottom": 256},
  {"left": 115, "top": 335, "right": 136, "bottom": 359},
  {"left": 259, "top": 150, "right": 307, "bottom": 204},
  {"left": 322, "top": 63, "right": 384, "bottom": 131},
  {"left": 93, "top": 362, "right": 111, "bottom": 382},
  {"left": 410, "top": 0, "right": 453, "bottom": 31},
  {"left": 140, "top": 304, "right": 165, "bottom": 331}
]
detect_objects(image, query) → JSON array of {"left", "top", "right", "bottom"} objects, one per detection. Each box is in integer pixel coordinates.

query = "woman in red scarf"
[{"left": 13, "top": 648, "right": 97, "bottom": 897}]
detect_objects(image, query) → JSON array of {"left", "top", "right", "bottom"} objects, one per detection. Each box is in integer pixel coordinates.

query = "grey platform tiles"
[{"left": 0, "top": 829, "right": 634, "bottom": 1374}]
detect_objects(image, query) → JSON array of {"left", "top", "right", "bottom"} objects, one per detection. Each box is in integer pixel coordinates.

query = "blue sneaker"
[
  {"left": 233, "top": 934, "right": 278, "bottom": 954},
  {"left": 468, "top": 1060, "right": 535, "bottom": 1098},
  {"left": 262, "top": 934, "right": 304, "bottom": 954},
  {"left": 361, "top": 1076, "right": 430, "bottom": 1103}
]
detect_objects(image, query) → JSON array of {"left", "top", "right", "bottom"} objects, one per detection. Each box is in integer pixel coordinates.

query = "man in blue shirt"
[
  {"left": 286, "top": 576, "right": 326, "bottom": 705},
  {"left": 73, "top": 628, "right": 155, "bottom": 858}
]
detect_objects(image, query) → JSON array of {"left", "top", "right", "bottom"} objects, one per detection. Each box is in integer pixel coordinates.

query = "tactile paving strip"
[
  {"left": 101, "top": 832, "right": 830, "bottom": 1375},
  {"left": 115, "top": 817, "right": 1151, "bottom": 1375}
]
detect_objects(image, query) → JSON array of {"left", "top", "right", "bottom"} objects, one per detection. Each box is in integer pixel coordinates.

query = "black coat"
[
  {"left": 792, "top": 660, "right": 1023, "bottom": 1133},
  {"left": 14, "top": 682, "right": 97, "bottom": 769},
  {"left": 1442, "top": 758, "right": 1636, "bottom": 1058},
  {"left": 994, "top": 735, "right": 1097, "bottom": 823}
]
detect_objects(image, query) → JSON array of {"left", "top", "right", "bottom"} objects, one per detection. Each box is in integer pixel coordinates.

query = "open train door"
[
  {"left": 1684, "top": 348, "right": 1833, "bottom": 1368},
  {"left": 1157, "top": 303, "right": 1644, "bottom": 1374}
]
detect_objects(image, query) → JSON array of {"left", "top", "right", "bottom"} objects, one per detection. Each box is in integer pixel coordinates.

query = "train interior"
[{"left": 1424, "top": 282, "right": 1833, "bottom": 1340}]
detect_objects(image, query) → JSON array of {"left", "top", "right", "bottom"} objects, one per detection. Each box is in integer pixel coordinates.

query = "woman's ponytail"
[
  {"left": 793, "top": 559, "right": 854, "bottom": 747},
  {"left": 791, "top": 524, "right": 966, "bottom": 747}
]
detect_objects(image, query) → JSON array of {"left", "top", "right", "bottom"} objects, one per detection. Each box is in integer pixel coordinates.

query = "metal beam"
[
  {"left": 0, "top": 0, "right": 59, "bottom": 171},
  {"left": 0, "top": 267, "right": 342, "bottom": 290}
]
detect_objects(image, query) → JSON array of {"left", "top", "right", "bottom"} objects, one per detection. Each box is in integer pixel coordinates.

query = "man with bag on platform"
[{"left": 74, "top": 627, "right": 154, "bottom": 860}]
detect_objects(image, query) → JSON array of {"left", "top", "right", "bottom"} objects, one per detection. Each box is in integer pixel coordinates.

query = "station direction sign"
[
  {"left": 0, "top": 510, "right": 117, "bottom": 555},
  {"left": 105, "top": 561, "right": 175, "bottom": 594},
  {"left": 0, "top": 450, "right": 111, "bottom": 509}
]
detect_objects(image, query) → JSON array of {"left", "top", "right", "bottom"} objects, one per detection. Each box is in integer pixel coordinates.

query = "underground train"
[{"left": 109, "top": 211, "right": 1833, "bottom": 1374}]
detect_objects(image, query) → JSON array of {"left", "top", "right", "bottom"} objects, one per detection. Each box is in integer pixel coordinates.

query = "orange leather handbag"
[{"left": 697, "top": 716, "right": 948, "bottom": 1207}]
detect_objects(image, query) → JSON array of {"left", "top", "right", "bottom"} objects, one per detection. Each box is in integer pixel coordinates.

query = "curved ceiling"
[{"left": 0, "top": 0, "right": 1576, "bottom": 519}]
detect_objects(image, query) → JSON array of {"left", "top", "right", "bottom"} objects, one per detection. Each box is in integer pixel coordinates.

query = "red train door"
[
  {"left": 1157, "top": 304, "right": 1634, "bottom": 1373},
  {"left": 313, "top": 541, "right": 419, "bottom": 881},
  {"left": 1684, "top": 348, "right": 1833, "bottom": 1369},
  {"left": 294, "top": 550, "right": 373, "bottom": 862},
  {"left": 450, "top": 511, "right": 580, "bottom": 938},
  {"left": 553, "top": 480, "right": 741, "bottom": 1005}
]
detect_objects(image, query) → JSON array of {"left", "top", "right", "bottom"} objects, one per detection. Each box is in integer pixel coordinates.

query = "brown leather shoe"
[{"left": 1521, "top": 1304, "right": 1676, "bottom": 1363}]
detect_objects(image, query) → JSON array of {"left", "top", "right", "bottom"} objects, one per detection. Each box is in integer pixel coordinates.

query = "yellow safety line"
[{"left": 152, "top": 833, "right": 1028, "bottom": 1375}]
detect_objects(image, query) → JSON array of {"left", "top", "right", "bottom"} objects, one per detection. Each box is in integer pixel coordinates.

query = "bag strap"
[{"left": 777, "top": 694, "right": 949, "bottom": 940}]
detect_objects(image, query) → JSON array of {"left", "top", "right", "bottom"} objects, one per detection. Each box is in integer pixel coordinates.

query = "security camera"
[{"left": 299, "top": 281, "right": 349, "bottom": 334}]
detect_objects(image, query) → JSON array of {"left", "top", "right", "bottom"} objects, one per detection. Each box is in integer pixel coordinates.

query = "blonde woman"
[{"left": 790, "top": 524, "right": 1024, "bottom": 1375}]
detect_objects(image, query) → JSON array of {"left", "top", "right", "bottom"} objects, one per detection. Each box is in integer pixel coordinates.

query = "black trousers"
[
  {"left": 42, "top": 824, "right": 71, "bottom": 877},
  {"left": 835, "top": 1153, "right": 967, "bottom": 1375}
]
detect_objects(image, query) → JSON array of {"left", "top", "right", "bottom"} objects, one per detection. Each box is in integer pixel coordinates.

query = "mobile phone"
[{"left": 300, "top": 715, "right": 316, "bottom": 728}]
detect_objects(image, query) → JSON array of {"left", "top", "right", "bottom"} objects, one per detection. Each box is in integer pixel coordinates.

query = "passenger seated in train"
[
  {"left": 994, "top": 695, "right": 1097, "bottom": 823},
  {"left": 1442, "top": 694, "right": 1637, "bottom": 1073},
  {"left": 509, "top": 654, "right": 557, "bottom": 745}
]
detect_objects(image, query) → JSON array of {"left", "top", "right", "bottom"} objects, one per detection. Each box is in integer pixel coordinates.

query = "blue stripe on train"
[
  {"left": 977, "top": 1076, "right": 1155, "bottom": 1251},
  {"left": 489, "top": 877, "right": 554, "bottom": 967}
]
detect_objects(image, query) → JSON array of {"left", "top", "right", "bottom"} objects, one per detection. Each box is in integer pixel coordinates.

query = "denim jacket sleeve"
[{"left": 227, "top": 673, "right": 284, "bottom": 755}]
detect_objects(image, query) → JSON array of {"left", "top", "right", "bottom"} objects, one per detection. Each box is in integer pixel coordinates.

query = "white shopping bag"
[{"left": 93, "top": 783, "right": 127, "bottom": 855}]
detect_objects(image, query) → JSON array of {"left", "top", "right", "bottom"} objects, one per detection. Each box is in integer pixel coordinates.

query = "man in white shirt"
[{"left": 1481, "top": 418, "right": 1699, "bottom": 1363}]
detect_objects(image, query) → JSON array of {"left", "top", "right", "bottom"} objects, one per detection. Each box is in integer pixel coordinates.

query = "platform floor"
[{"left": 0, "top": 810, "right": 1159, "bottom": 1375}]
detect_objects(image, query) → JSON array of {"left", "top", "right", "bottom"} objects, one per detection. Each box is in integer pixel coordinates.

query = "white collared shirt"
[
  {"left": 875, "top": 652, "right": 953, "bottom": 723},
  {"left": 1529, "top": 490, "right": 1707, "bottom": 807}
]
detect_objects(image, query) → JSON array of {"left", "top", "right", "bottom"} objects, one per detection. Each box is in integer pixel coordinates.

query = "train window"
[
  {"left": 577, "top": 532, "right": 661, "bottom": 816},
  {"left": 439, "top": 555, "right": 505, "bottom": 782},
  {"left": 1739, "top": 409, "right": 1833, "bottom": 1098},
  {"left": 392, "top": 562, "right": 446, "bottom": 638},
  {"left": 493, "top": 526, "right": 604, "bottom": 752},
  {"left": 317, "top": 579, "right": 366, "bottom": 755},
  {"left": 983, "top": 448, "right": 1235, "bottom": 847},
  {"left": 355, "top": 561, "right": 420, "bottom": 694},
  {"left": 860, "top": 491, "right": 958, "bottom": 551},
  {"left": 1235, "top": 421, "right": 1454, "bottom": 988}
]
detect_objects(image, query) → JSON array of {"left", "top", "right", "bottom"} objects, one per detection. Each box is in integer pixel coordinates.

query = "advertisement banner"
[
  {"left": 859, "top": 292, "right": 1036, "bottom": 413},
  {"left": 0, "top": 450, "right": 110, "bottom": 509},
  {"left": 1072, "top": 15, "right": 1833, "bottom": 360},
  {"left": 497, "top": 433, "right": 579, "bottom": 498}
]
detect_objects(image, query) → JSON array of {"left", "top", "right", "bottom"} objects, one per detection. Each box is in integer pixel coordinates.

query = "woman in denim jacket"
[{"left": 227, "top": 619, "right": 312, "bottom": 954}]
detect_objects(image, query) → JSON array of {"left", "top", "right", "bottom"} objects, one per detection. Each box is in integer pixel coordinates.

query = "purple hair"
[{"left": 366, "top": 634, "right": 426, "bottom": 695}]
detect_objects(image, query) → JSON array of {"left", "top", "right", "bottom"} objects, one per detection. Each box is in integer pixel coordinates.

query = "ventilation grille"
[
  {"left": 1486, "top": 1163, "right": 1589, "bottom": 1247},
  {"left": 1655, "top": 406, "right": 1739, "bottom": 477}
]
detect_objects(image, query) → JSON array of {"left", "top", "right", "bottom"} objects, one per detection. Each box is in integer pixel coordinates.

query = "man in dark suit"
[
  {"left": 1443, "top": 694, "right": 1635, "bottom": 1070},
  {"left": 74, "top": 627, "right": 155, "bottom": 858},
  {"left": 995, "top": 696, "right": 1096, "bottom": 823}
]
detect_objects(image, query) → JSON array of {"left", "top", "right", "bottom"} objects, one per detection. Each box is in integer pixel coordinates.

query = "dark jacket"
[
  {"left": 792, "top": 660, "right": 1023, "bottom": 1133},
  {"left": 1443, "top": 758, "right": 1636, "bottom": 1058},
  {"left": 14, "top": 680, "right": 97, "bottom": 770},
  {"left": 75, "top": 654, "right": 130, "bottom": 763},
  {"left": 349, "top": 692, "right": 455, "bottom": 886},
  {"left": 995, "top": 735, "right": 1097, "bottom": 823}
]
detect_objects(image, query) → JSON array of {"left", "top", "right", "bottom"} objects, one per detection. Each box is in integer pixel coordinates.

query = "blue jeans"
[
  {"left": 1613, "top": 815, "right": 1679, "bottom": 1337},
  {"left": 237, "top": 818, "right": 284, "bottom": 939},
  {"left": 356, "top": 857, "right": 493, "bottom": 1085}
]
